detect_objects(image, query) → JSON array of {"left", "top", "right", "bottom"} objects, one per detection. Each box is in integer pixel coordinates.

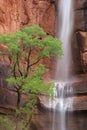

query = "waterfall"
[
  {"left": 55, "top": 0, "right": 74, "bottom": 110},
  {"left": 56, "top": 0, "right": 74, "bottom": 81},
  {"left": 55, "top": 0, "right": 74, "bottom": 109},
  {"left": 52, "top": 0, "right": 74, "bottom": 130}
]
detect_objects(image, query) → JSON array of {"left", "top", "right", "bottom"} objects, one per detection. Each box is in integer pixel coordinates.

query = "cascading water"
[
  {"left": 52, "top": 0, "right": 74, "bottom": 130},
  {"left": 56, "top": 0, "right": 74, "bottom": 81}
]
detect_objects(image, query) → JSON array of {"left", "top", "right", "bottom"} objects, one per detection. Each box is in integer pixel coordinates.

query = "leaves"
[
  {"left": 21, "top": 25, "right": 46, "bottom": 36},
  {"left": 0, "top": 115, "right": 14, "bottom": 130},
  {"left": 0, "top": 25, "right": 62, "bottom": 128},
  {"left": 40, "top": 36, "right": 63, "bottom": 58}
]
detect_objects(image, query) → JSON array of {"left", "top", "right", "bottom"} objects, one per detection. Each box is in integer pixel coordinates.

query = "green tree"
[{"left": 0, "top": 25, "right": 62, "bottom": 130}]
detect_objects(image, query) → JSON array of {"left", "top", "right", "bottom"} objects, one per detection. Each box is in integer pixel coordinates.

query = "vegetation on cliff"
[{"left": 0, "top": 25, "right": 62, "bottom": 130}]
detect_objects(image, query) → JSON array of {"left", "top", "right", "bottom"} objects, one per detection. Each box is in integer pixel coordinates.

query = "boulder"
[{"left": 0, "top": 87, "right": 26, "bottom": 114}]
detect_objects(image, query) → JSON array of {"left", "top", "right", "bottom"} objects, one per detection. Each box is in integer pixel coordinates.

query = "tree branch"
[
  {"left": 24, "top": 47, "right": 32, "bottom": 77},
  {"left": 29, "top": 58, "right": 41, "bottom": 68},
  {"left": 16, "top": 54, "right": 23, "bottom": 76},
  {"left": 13, "top": 62, "right": 17, "bottom": 79},
  {"left": 26, "top": 47, "right": 31, "bottom": 72}
]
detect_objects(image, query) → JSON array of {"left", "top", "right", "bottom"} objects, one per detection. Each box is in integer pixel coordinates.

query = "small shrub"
[{"left": 0, "top": 115, "right": 14, "bottom": 130}]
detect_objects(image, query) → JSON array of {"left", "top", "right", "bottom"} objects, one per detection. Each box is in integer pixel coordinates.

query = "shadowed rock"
[{"left": 76, "top": 31, "right": 87, "bottom": 73}]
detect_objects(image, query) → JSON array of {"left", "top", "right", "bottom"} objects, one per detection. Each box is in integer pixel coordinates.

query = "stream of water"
[
  {"left": 56, "top": 0, "right": 74, "bottom": 81},
  {"left": 53, "top": 0, "right": 74, "bottom": 130}
]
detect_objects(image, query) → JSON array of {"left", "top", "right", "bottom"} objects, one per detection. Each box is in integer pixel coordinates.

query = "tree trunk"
[
  {"left": 15, "top": 90, "right": 21, "bottom": 130},
  {"left": 17, "top": 90, "right": 21, "bottom": 109}
]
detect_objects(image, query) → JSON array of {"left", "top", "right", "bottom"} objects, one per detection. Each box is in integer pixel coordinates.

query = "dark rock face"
[
  {"left": 0, "top": 63, "right": 10, "bottom": 88},
  {"left": 74, "top": 0, "right": 87, "bottom": 74},
  {"left": 72, "top": 0, "right": 86, "bottom": 74},
  {"left": 30, "top": 110, "right": 87, "bottom": 130},
  {"left": 0, "top": 87, "right": 17, "bottom": 110},
  {"left": 75, "top": 0, "right": 87, "bottom": 31},
  {"left": 76, "top": 31, "right": 87, "bottom": 73},
  {"left": 0, "top": 87, "right": 26, "bottom": 114}
]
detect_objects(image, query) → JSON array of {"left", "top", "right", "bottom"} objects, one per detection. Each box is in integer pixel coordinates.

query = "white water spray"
[{"left": 52, "top": 0, "right": 74, "bottom": 130}]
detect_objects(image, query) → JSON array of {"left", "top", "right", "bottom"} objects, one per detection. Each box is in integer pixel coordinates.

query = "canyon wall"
[
  {"left": 0, "top": 0, "right": 86, "bottom": 75},
  {"left": 0, "top": 0, "right": 55, "bottom": 35},
  {"left": 0, "top": 0, "right": 56, "bottom": 81},
  {"left": 74, "top": 0, "right": 87, "bottom": 74},
  {"left": 0, "top": 0, "right": 87, "bottom": 114}
]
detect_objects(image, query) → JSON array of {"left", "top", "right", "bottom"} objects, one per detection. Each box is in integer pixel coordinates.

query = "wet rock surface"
[
  {"left": 30, "top": 110, "right": 87, "bottom": 130},
  {"left": 39, "top": 74, "right": 87, "bottom": 111}
]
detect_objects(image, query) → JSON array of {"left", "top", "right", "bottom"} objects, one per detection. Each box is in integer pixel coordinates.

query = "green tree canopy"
[{"left": 0, "top": 25, "right": 62, "bottom": 129}]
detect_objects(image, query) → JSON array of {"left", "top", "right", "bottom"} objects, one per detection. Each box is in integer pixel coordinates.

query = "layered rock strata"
[{"left": 0, "top": 0, "right": 87, "bottom": 114}]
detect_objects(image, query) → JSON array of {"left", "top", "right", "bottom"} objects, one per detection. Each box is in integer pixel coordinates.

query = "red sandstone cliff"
[
  {"left": 0, "top": 0, "right": 87, "bottom": 114},
  {"left": 0, "top": 0, "right": 55, "bottom": 35},
  {"left": 0, "top": 0, "right": 56, "bottom": 81},
  {"left": 0, "top": 0, "right": 87, "bottom": 74}
]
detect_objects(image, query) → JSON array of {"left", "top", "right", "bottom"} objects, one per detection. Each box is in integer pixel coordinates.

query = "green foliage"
[
  {"left": 7, "top": 64, "right": 54, "bottom": 96},
  {"left": 0, "top": 115, "right": 14, "bottom": 130},
  {"left": 0, "top": 25, "right": 62, "bottom": 79},
  {"left": 0, "top": 25, "right": 62, "bottom": 129}
]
